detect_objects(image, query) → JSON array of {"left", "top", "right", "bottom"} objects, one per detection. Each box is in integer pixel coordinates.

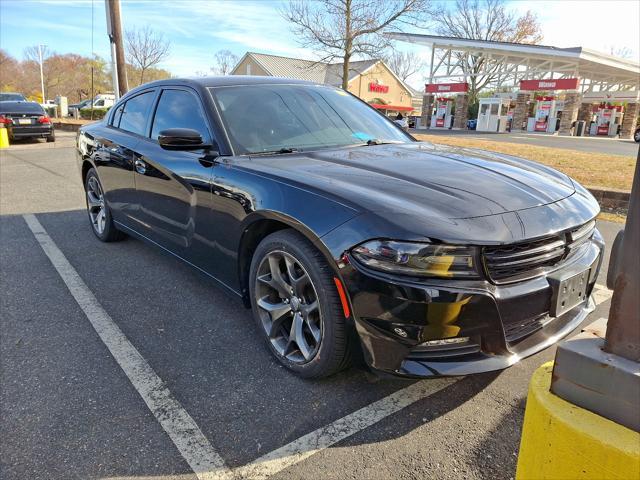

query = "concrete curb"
[
  {"left": 587, "top": 186, "right": 630, "bottom": 211},
  {"left": 52, "top": 121, "right": 92, "bottom": 132}
]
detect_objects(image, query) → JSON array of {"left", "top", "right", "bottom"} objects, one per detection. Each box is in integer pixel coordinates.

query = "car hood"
[{"left": 244, "top": 142, "right": 576, "bottom": 219}]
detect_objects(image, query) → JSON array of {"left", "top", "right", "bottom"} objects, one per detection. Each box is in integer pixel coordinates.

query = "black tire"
[
  {"left": 84, "top": 168, "right": 125, "bottom": 242},
  {"left": 634, "top": 129, "right": 640, "bottom": 143},
  {"left": 46, "top": 130, "right": 55, "bottom": 143},
  {"left": 249, "top": 229, "right": 351, "bottom": 378}
]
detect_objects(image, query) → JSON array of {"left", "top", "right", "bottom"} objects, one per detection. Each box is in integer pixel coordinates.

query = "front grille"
[{"left": 484, "top": 221, "right": 595, "bottom": 283}]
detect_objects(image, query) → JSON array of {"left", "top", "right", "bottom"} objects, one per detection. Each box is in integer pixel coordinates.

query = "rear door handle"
[{"left": 134, "top": 159, "right": 147, "bottom": 175}]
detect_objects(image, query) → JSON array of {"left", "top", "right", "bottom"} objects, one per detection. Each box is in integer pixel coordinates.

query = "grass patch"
[
  {"left": 413, "top": 134, "right": 636, "bottom": 191},
  {"left": 598, "top": 211, "right": 626, "bottom": 224}
]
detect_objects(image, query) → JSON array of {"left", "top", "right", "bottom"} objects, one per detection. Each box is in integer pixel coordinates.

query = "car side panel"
[
  {"left": 189, "top": 160, "right": 360, "bottom": 291},
  {"left": 88, "top": 125, "right": 140, "bottom": 227},
  {"left": 128, "top": 137, "right": 216, "bottom": 262}
]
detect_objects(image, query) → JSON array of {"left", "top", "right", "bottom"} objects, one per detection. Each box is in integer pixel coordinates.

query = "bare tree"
[
  {"left": 125, "top": 26, "right": 170, "bottom": 85},
  {"left": 384, "top": 50, "right": 425, "bottom": 82},
  {"left": 282, "top": 0, "right": 432, "bottom": 90},
  {"left": 212, "top": 49, "right": 239, "bottom": 75},
  {"left": 434, "top": 0, "right": 542, "bottom": 102}
]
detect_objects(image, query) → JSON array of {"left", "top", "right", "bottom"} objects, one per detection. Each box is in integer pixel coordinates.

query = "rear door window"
[{"left": 118, "top": 91, "right": 155, "bottom": 136}]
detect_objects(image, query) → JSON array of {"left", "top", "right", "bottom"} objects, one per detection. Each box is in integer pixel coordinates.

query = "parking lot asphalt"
[
  {"left": 1, "top": 139, "right": 621, "bottom": 480},
  {"left": 413, "top": 128, "right": 640, "bottom": 157}
]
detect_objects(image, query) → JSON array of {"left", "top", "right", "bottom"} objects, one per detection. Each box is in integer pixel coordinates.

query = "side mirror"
[{"left": 158, "top": 128, "right": 211, "bottom": 151}]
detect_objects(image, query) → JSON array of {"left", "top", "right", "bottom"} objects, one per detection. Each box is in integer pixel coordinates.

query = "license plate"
[
  {"left": 548, "top": 268, "right": 590, "bottom": 317},
  {"left": 17, "top": 118, "right": 32, "bottom": 125}
]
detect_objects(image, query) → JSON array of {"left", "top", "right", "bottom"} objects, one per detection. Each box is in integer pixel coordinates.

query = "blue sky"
[{"left": 1, "top": 0, "right": 639, "bottom": 89}]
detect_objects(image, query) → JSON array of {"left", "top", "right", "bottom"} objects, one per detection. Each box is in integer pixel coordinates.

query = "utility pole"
[
  {"left": 604, "top": 150, "right": 640, "bottom": 361},
  {"left": 37, "top": 44, "right": 46, "bottom": 103},
  {"left": 105, "top": 0, "right": 128, "bottom": 99}
]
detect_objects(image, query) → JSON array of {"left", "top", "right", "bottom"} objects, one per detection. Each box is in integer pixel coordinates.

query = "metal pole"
[
  {"left": 38, "top": 44, "right": 45, "bottom": 103},
  {"left": 604, "top": 149, "right": 640, "bottom": 361},
  {"left": 110, "top": 41, "right": 119, "bottom": 101}
]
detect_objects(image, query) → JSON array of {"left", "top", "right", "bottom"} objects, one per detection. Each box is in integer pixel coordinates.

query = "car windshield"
[
  {"left": 0, "top": 93, "right": 27, "bottom": 102},
  {"left": 210, "top": 84, "right": 411, "bottom": 155}
]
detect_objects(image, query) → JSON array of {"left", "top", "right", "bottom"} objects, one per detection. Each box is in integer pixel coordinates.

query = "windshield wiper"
[{"left": 252, "top": 147, "right": 299, "bottom": 155}]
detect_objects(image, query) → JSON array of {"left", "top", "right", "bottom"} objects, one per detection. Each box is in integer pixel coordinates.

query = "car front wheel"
[
  {"left": 634, "top": 129, "right": 640, "bottom": 143},
  {"left": 84, "top": 168, "right": 124, "bottom": 242},
  {"left": 249, "top": 229, "right": 351, "bottom": 378}
]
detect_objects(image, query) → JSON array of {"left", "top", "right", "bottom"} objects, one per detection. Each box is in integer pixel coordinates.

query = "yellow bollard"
[
  {"left": 0, "top": 126, "right": 9, "bottom": 149},
  {"left": 516, "top": 362, "right": 640, "bottom": 480}
]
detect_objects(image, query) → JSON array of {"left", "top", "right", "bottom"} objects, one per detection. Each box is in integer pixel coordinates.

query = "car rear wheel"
[
  {"left": 249, "top": 229, "right": 351, "bottom": 378},
  {"left": 634, "top": 128, "right": 640, "bottom": 143},
  {"left": 46, "top": 130, "right": 55, "bottom": 143},
  {"left": 84, "top": 168, "right": 124, "bottom": 242}
]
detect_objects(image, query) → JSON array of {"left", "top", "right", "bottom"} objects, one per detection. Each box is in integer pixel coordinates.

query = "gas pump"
[
  {"left": 591, "top": 103, "right": 623, "bottom": 136},
  {"left": 430, "top": 97, "right": 453, "bottom": 128},
  {"left": 528, "top": 96, "right": 556, "bottom": 133}
]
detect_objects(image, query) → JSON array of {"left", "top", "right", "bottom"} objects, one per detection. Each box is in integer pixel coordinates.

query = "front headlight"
[{"left": 351, "top": 240, "right": 478, "bottom": 278}]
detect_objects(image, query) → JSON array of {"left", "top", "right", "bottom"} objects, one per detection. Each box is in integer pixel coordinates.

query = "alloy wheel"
[
  {"left": 86, "top": 176, "right": 106, "bottom": 235},
  {"left": 255, "top": 250, "right": 322, "bottom": 364}
]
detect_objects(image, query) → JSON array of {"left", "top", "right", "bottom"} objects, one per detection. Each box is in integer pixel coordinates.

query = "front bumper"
[{"left": 340, "top": 231, "right": 604, "bottom": 378}]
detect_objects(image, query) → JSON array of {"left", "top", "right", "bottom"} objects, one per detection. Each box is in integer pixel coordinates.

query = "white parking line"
[
  {"left": 233, "top": 378, "right": 455, "bottom": 480},
  {"left": 593, "top": 284, "right": 613, "bottom": 305},
  {"left": 22, "top": 214, "right": 232, "bottom": 480}
]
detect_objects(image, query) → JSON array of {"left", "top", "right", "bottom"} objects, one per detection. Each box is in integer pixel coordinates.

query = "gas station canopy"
[{"left": 386, "top": 33, "right": 640, "bottom": 94}]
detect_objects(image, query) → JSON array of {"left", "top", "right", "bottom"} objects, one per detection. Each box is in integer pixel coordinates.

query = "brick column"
[
  {"left": 421, "top": 94, "right": 434, "bottom": 129},
  {"left": 452, "top": 94, "right": 469, "bottom": 129},
  {"left": 576, "top": 102, "right": 594, "bottom": 136},
  {"left": 577, "top": 102, "right": 593, "bottom": 123},
  {"left": 620, "top": 102, "right": 639, "bottom": 139},
  {"left": 512, "top": 92, "right": 531, "bottom": 131},
  {"left": 558, "top": 92, "right": 580, "bottom": 136}
]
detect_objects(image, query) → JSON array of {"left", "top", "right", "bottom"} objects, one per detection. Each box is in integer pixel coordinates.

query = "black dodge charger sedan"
[{"left": 76, "top": 77, "right": 603, "bottom": 378}]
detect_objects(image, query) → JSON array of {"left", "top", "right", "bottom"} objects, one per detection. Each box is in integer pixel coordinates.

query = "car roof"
[{"left": 124, "top": 75, "right": 319, "bottom": 97}]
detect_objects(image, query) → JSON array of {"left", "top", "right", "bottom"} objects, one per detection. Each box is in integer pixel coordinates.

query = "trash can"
[{"left": 575, "top": 120, "right": 586, "bottom": 137}]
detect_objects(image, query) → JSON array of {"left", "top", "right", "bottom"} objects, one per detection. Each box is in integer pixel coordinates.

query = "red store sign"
[
  {"left": 520, "top": 78, "right": 579, "bottom": 91},
  {"left": 369, "top": 82, "right": 389, "bottom": 93},
  {"left": 425, "top": 82, "right": 469, "bottom": 93}
]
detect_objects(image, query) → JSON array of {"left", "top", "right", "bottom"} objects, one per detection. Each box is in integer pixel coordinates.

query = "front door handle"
[{"left": 134, "top": 159, "right": 147, "bottom": 175}]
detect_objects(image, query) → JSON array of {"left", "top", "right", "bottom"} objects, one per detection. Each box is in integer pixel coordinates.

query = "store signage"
[
  {"left": 597, "top": 125, "right": 609, "bottom": 135},
  {"left": 369, "top": 82, "right": 389, "bottom": 93},
  {"left": 535, "top": 121, "right": 548, "bottom": 132},
  {"left": 426, "top": 82, "right": 468, "bottom": 93},
  {"left": 520, "top": 78, "right": 579, "bottom": 91}
]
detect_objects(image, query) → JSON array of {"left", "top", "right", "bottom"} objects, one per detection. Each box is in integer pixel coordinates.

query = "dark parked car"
[
  {"left": 0, "top": 101, "right": 55, "bottom": 142},
  {"left": 0, "top": 92, "right": 27, "bottom": 102},
  {"left": 76, "top": 77, "right": 603, "bottom": 378}
]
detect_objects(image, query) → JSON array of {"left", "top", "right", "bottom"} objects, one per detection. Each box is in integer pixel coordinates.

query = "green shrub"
[
  {"left": 44, "top": 106, "right": 58, "bottom": 118},
  {"left": 79, "top": 107, "right": 110, "bottom": 120}
]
